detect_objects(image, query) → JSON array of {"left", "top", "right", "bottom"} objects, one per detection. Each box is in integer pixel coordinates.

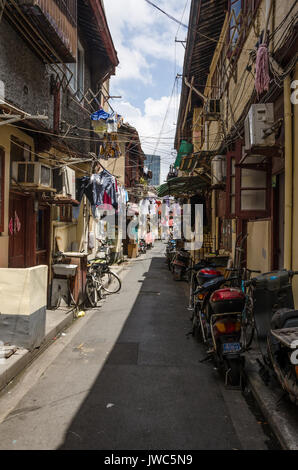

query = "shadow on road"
[{"left": 58, "top": 250, "right": 244, "bottom": 450}]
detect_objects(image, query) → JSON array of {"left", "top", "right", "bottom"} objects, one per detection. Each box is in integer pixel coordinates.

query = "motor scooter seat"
[
  {"left": 271, "top": 308, "right": 298, "bottom": 330},
  {"left": 195, "top": 276, "right": 225, "bottom": 295}
]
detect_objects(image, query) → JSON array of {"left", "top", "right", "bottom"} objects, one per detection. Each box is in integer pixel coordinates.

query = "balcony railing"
[{"left": 8, "top": 0, "right": 77, "bottom": 62}]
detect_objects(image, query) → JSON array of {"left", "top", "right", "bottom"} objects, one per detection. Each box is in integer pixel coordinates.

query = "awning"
[
  {"left": 174, "top": 141, "right": 193, "bottom": 168},
  {"left": 156, "top": 175, "right": 208, "bottom": 197}
]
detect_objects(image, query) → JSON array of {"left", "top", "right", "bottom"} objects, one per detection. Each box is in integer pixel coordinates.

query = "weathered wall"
[
  {"left": 0, "top": 18, "right": 96, "bottom": 157},
  {"left": 205, "top": 0, "right": 298, "bottom": 141},
  {"left": 0, "top": 19, "right": 53, "bottom": 124},
  {"left": 247, "top": 220, "right": 272, "bottom": 273},
  {"left": 0, "top": 265, "right": 48, "bottom": 349},
  {"left": 103, "top": 141, "right": 126, "bottom": 185},
  {"left": 290, "top": 64, "right": 298, "bottom": 307},
  {"left": 0, "top": 125, "right": 35, "bottom": 267}
]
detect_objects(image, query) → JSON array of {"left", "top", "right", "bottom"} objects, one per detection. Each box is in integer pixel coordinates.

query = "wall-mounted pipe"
[{"left": 284, "top": 75, "right": 293, "bottom": 270}]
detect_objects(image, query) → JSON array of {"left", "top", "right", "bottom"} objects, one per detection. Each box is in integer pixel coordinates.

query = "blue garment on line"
[{"left": 91, "top": 109, "right": 111, "bottom": 121}]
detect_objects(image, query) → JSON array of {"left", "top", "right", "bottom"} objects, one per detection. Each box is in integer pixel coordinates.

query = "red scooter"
[{"left": 196, "top": 277, "right": 245, "bottom": 387}]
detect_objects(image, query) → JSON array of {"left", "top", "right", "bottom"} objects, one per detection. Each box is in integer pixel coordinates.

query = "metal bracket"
[{"left": 0, "top": 111, "right": 48, "bottom": 126}]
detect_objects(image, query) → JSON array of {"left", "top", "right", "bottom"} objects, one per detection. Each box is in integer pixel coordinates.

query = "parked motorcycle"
[
  {"left": 139, "top": 239, "right": 147, "bottom": 254},
  {"left": 188, "top": 255, "right": 229, "bottom": 320},
  {"left": 209, "top": 286, "right": 245, "bottom": 386},
  {"left": 188, "top": 263, "right": 223, "bottom": 316},
  {"left": 245, "top": 269, "right": 298, "bottom": 404},
  {"left": 191, "top": 274, "right": 226, "bottom": 342},
  {"left": 165, "top": 239, "right": 177, "bottom": 270},
  {"left": 172, "top": 248, "right": 191, "bottom": 281},
  {"left": 195, "top": 274, "right": 246, "bottom": 387}
]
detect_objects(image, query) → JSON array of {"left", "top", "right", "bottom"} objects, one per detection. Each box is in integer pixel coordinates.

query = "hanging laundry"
[
  {"left": 91, "top": 108, "right": 111, "bottom": 136},
  {"left": 91, "top": 170, "right": 118, "bottom": 210},
  {"left": 14, "top": 211, "right": 21, "bottom": 233},
  {"left": 255, "top": 43, "right": 270, "bottom": 96},
  {"left": 91, "top": 109, "right": 111, "bottom": 121},
  {"left": 139, "top": 199, "right": 150, "bottom": 216},
  {"left": 76, "top": 176, "right": 94, "bottom": 206}
]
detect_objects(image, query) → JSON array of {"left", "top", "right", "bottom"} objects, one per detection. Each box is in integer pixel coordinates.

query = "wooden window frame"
[
  {"left": 220, "top": 218, "right": 233, "bottom": 252},
  {"left": 226, "top": 141, "right": 271, "bottom": 219},
  {"left": 60, "top": 204, "right": 73, "bottom": 222},
  {"left": 237, "top": 161, "right": 272, "bottom": 219},
  {"left": 227, "top": 0, "right": 262, "bottom": 59},
  {"left": 0, "top": 148, "right": 5, "bottom": 233}
]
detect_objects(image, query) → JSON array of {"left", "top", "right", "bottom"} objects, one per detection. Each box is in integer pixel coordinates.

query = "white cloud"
[
  {"left": 104, "top": 0, "right": 188, "bottom": 84},
  {"left": 103, "top": 0, "right": 190, "bottom": 182},
  {"left": 115, "top": 94, "right": 179, "bottom": 182}
]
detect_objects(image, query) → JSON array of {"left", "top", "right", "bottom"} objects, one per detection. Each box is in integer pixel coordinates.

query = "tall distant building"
[{"left": 144, "top": 154, "right": 161, "bottom": 186}]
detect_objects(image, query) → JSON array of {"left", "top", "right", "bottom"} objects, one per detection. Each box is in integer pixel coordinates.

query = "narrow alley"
[{"left": 0, "top": 243, "right": 274, "bottom": 450}]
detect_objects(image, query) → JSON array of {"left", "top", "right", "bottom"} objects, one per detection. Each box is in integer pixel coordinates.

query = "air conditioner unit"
[
  {"left": 205, "top": 99, "right": 221, "bottom": 120},
  {"left": 244, "top": 103, "right": 275, "bottom": 150},
  {"left": 211, "top": 155, "right": 226, "bottom": 187},
  {"left": 53, "top": 166, "right": 76, "bottom": 200},
  {"left": 12, "top": 161, "right": 52, "bottom": 188}
]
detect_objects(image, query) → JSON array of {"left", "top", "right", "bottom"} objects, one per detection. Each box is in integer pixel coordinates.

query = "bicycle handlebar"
[{"left": 243, "top": 270, "right": 298, "bottom": 287}]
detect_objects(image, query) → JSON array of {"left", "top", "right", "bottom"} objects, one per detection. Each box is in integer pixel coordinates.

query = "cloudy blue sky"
[{"left": 103, "top": 0, "right": 190, "bottom": 183}]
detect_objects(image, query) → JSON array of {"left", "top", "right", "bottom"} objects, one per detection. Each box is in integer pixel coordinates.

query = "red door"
[{"left": 9, "top": 193, "right": 27, "bottom": 268}]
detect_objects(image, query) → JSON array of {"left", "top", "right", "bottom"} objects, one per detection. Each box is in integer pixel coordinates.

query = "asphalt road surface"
[{"left": 0, "top": 242, "right": 274, "bottom": 450}]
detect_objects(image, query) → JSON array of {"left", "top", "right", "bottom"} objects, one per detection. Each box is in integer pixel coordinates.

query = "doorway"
[
  {"left": 273, "top": 173, "right": 285, "bottom": 270},
  {"left": 9, "top": 193, "right": 28, "bottom": 268}
]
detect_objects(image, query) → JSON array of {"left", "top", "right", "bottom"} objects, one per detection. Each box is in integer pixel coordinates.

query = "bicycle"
[
  {"left": 85, "top": 258, "right": 121, "bottom": 307},
  {"left": 96, "top": 239, "right": 113, "bottom": 266},
  {"left": 225, "top": 266, "right": 260, "bottom": 350}
]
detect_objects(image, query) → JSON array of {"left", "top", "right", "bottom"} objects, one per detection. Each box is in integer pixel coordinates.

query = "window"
[
  {"left": 239, "top": 156, "right": 269, "bottom": 214},
  {"left": 0, "top": 148, "right": 5, "bottom": 233},
  {"left": 229, "top": 0, "right": 242, "bottom": 46},
  {"left": 227, "top": 0, "right": 261, "bottom": 55},
  {"left": 10, "top": 136, "right": 32, "bottom": 163},
  {"left": 60, "top": 204, "right": 73, "bottom": 222},
  {"left": 66, "top": 40, "right": 85, "bottom": 100},
  {"left": 220, "top": 219, "right": 232, "bottom": 252},
  {"left": 226, "top": 142, "right": 271, "bottom": 219}
]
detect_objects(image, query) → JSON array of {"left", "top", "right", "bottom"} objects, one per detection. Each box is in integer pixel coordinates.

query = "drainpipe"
[
  {"left": 212, "top": 190, "right": 216, "bottom": 252},
  {"left": 284, "top": 74, "right": 293, "bottom": 270},
  {"left": 83, "top": 196, "right": 88, "bottom": 254}
]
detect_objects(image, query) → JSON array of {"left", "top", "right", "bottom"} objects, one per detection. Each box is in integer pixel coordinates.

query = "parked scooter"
[
  {"left": 245, "top": 269, "right": 298, "bottom": 404},
  {"left": 190, "top": 269, "right": 225, "bottom": 340},
  {"left": 208, "top": 286, "right": 245, "bottom": 386},
  {"left": 172, "top": 248, "right": 191, "bottom": 281},
  {"left": 165, "top": 239, "right": 177, "bottom": 270},
  {"left": 195, "top": 274, "right": 246, "bottom": 387},
  {"left": 139, "top": 239, "right": 147, "bottom": 254}
]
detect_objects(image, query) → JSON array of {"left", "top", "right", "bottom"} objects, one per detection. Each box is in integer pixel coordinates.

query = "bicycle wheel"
[
  {"left": 85, "top": 274, "right": 101, "bottom": 307},
  {"left": 100, "top": 270, "right": 121, "bottom": 294},
  {"left": 241, "top": 293, "right": 255, "bottom": 350},
  {"left": 241, "top": 319, "right": 255, "bottom": 350}
]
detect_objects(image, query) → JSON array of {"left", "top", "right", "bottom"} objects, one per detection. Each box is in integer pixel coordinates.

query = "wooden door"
[
  {"left": 9, "top": 193, "right": 27, "bottom": 268},
  {"left": 36, "top": 205, "right": 50, "bottom": 266}
]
